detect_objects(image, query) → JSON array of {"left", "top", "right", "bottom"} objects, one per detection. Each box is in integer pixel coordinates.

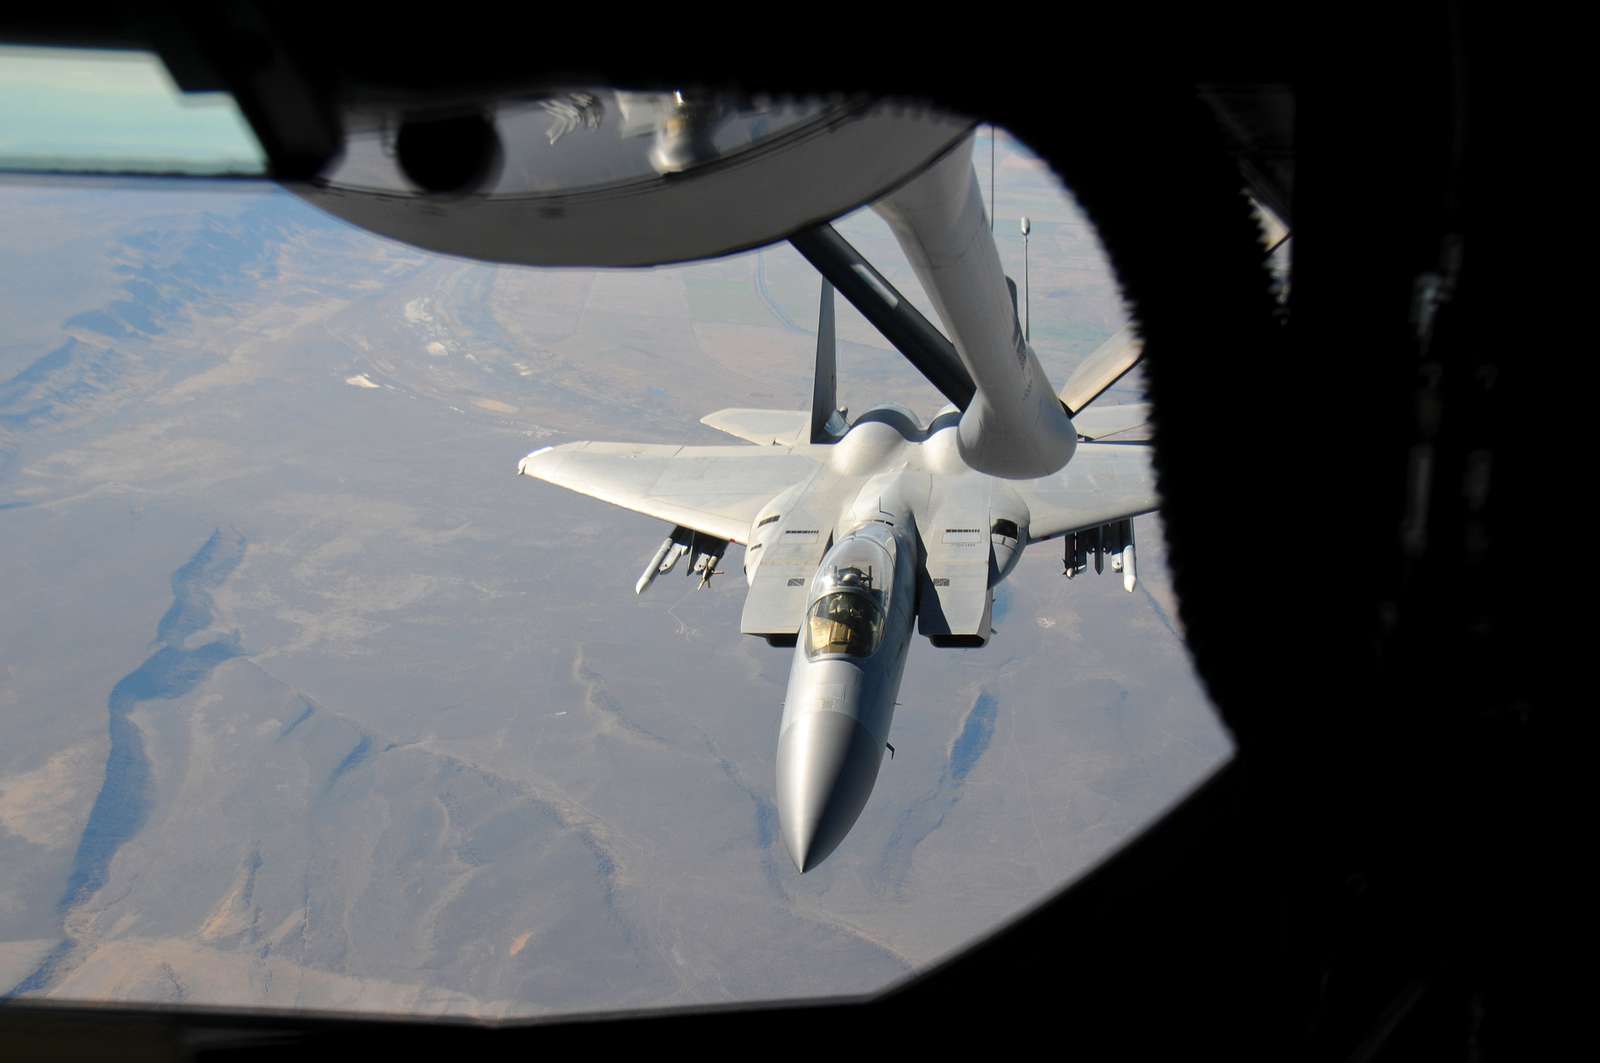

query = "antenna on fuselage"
[
  {"left": 1021, "top": 216, "right": 1032, "bottom": 344},
  {"left": 989, "top": 125, "right": 995, "bottom": 233}
]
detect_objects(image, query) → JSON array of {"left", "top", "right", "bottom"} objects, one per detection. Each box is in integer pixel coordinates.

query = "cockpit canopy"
[
  {"left": 808, "top": 528, "right": 896, "bottom": 602},
  {"left": 803, "top": 530, "right": 896, "bottom": 660},
  {"left": 805, "top": 591, "right": 885, "bottom": 660}
]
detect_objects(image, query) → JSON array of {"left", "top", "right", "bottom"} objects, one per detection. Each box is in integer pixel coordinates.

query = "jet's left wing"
[
  {"left": 517, "top": 442, "right": 821, "bottom": 544},
  {"left": 699, "top": 408, "right": 810, "bottom": 446},
  {"left": 1013, "top": 442, "right": 1160, "bottom": 541},
  {"left": 1059, "top": 324, "right": 1143, "bottom": 417}
]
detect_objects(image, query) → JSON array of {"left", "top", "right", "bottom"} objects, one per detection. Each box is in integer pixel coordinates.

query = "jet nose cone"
[{"left": 777, "top": 712, "right": 886, "bottom": 872}]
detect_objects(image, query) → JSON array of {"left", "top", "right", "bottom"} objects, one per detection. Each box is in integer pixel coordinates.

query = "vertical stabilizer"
[{"left": 810, "top": 280, "right": 842, "bottom": 442}]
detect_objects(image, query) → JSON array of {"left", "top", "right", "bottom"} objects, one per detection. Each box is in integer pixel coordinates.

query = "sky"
[{"left": 0, "top": 47, "right": 264, "bottom": 173}]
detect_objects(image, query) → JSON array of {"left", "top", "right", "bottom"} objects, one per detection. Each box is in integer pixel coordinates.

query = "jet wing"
[
  {"left": 1059, "top": 324, "right": 1143, "bottom": 416},
  {"left": 1070, "top": 402, "right": 1152, "bottom": 442},
  {"left": 1014, "top": 443, "right": 1160, "bottom": 541},
  {"left": 517, "top": 442, "right": 821, "bottom": 544},
  {"left": 699, "top": 408, "right": 811, "bottom": 446}
]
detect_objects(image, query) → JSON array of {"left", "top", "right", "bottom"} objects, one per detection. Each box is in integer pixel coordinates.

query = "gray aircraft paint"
[
  {"left": 777, "top": 519, "right": 916, "bottom": 871},
  {"left": 516, "top": 144, "right": 1159, "bottom": 871},
  {"left": 519, "top": 403, "right": 1156, "bottom": 870}
]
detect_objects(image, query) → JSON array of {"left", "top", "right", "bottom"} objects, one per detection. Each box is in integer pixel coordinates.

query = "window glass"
[
  {"left": 805, "top": 591, "right": 886, "bottom": 659},
  {"left": 0, "top": 123, "right": 1231, "bottom": 1020},
  {"left": 809, "top": 531, "right": 895, "bottom": 602}
]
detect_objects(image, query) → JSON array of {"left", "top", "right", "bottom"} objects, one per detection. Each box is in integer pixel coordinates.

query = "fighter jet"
[{"left": 517, "top": 133, "right": 1156, "bottom": 871}]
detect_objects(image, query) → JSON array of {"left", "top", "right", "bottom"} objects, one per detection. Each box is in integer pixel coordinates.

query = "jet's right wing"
[
  {"left": 1057, "top": 202, "right": 1286, "bottom": 420},
  {"left": 518, "top": 441, "right": 822, "bottom": 544},
  {"left": 1013, "top": 442, "right": 1160, "bottom": 542}
]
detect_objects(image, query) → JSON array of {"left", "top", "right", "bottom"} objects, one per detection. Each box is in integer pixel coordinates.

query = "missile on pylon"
[{"left": 636, "top": 536, "right": 677, "bottom": 595}]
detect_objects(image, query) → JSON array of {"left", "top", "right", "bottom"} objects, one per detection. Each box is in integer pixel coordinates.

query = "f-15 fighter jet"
[{"left": 518, "top": 133, "right": 1156, "bottom": 871}]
